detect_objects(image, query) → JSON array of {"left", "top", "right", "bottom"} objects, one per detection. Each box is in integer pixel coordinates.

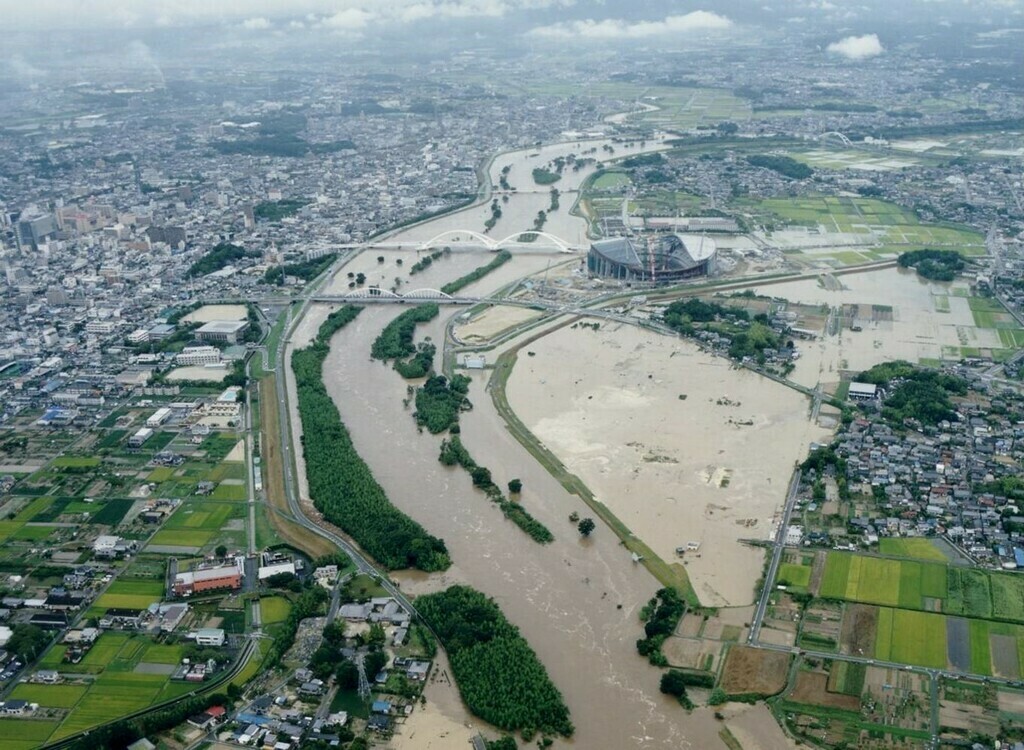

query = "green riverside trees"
[
  {"left": 292, "top": 305, "right": 450, "bottom": 572},
  {"left": 417, "top": 586, "right": 573, "bottom": 738}
]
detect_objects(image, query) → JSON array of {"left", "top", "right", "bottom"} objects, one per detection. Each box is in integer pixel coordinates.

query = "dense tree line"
[
  {"left": 394, "top": 342, "right": 436, "bottom": 379},
  {"left": 746, "top": 154, "right": 813, "bottom": 179},
  {"left": 439, "top": 435, "right": 553, "bottom": 544},
  {"left": 855, "top": 360, "right": 918, "bottom": 385},
  {"left": 636, "top": 588, "right": 686, "bottom": 666},
  {"left": 856, "top": 361, "right": 968, "bottom": 426},
  {"left": 662, "top": 298, "right": 749, "bottom": 331},
  {"left": 883, "top": 372, "right": 966, "bottom": 426},
  {"left": 484, "top": 198, "right": 502, "bottom": 232},
  {"left": 409, "top": 250, "right": 445, "bottom": 275},
  {"left": 371, "top": 304, "right": 439, "bottom": 361},
  {"left": 441, "top": 250, "right": 512, "bottom": 295},
  {"left": 263, "top": 253, "right": 338, "bottom": 285},
  {"left": 532, "top": 167, "right": 561, "bottom": 185},
  {"left": 254, "top": 198, "right": 310, "bottom": 222},
  {"left": 187, "top": 242, "right": 258, "bottom": 277},
  {"left": 897, "top": 249, "right": 966, "bottom": 281},
  {"left": 415, "top": 374, "right": 472, "bottom": 433},
  {"left": 728, "top": 321, "right": 781, "bottom": 361},
  {"left": 6, "top": 624, "right": 51, "bottom": 661},
  {"left": 265, "top": 582, "right": 330, "bottom": 670},
  {"left": 660, "top": 670, "right": 696, "bottom": 709},
  {"left": 293, "top": 305, "right": 450, "bottom": 572},
  {"left": 620, "top": 152, "right": 665, "bottom": 169},
  {"left": 416, "top": 586, "right": 573, "bottom": 738}
]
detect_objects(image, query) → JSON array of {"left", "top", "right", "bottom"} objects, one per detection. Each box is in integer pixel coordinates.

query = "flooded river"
[
  {"left": 389, "top": 136, "right": 668, "bottom": 249},
  {"left": 284, "top": 133, "right": 798, "bottom": 748}
]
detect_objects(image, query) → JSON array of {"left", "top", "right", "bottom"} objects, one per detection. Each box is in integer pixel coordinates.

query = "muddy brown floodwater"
[{"left": 285, "top": 130, "right": 801, "bottom": 747}]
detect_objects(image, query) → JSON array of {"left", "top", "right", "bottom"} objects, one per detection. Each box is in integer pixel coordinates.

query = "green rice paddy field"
[
  {"left": 0, "top": 632, "right": 197, "bottom": 744},
  {"left": 877, "top": 537, "right": 948, "bottom": 561},
  {"left": 815, "top": 552, "right": 1024, "bottom": 676},
  {"left": 739, "top": 196, "right": 985, "bottom": 254},
  {"left": 819, "top": 551, "right": 949, "bottom": 610}
]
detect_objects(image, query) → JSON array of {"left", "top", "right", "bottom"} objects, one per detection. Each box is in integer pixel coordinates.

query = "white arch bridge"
[
  {"left": 416, "top": 229, "right": 579, "bottom": 253},
  {"left": 312, "top": 287, "right": 478, "bottom": 305}
]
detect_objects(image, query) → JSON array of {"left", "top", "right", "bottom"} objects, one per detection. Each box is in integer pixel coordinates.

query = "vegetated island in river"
[
  {"left": 416, "top": 585, "right": 574, "bottom": 741},
  {"left": 292, "top": 304, "right": 450, "bottom": 572},
  {"left": 441, "top": 249, "right": 512, "bottom": 295},
  {"left": 370, "top": 303, "right": 554, "bottom": 543},
  {"left": 371, "top": 303, "right": 440, "bottom": 379}
]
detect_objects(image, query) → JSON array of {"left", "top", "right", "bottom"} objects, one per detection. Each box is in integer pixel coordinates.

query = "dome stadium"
[{"left": 587, "top": 233, "right": 717, "bottom": 284}]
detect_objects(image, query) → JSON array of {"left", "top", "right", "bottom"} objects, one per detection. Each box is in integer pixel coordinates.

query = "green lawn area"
[
  {"left": 879, "top": 537, "right": 948, "bottom": 561},
  {"left": 94, "top": 580, "right": 165, "bottom": 610},
  {"left": 51, "top": 456, "right": 101, "bottom": 468},
  {"left": 53, "top": 682, "right": 162, "bottom": 739},
  {"left": 876, "top": 608, "right": 947, "bottom": 668},
  {"left": 8, "top": 683, "right": 88, "bottom": 709},
  {"left": 227, "top": 640, "right": 266, "bottom": 693},
  {"left": 147, "top": 528, "right": 214, "bottom": 548},
  {"left": 948, "top": 567, "right": 993, "bottom": 619},
  {"left": 141, "top": 643, "right": 185, "bottom": 665},
  {"left": 13, "top": 524, "right": 57, "bottom": 541},
  {"left": 742, "top": 195, "right": 985, "bottom": 253},
  {"left": 819, "top": 551, "right": 852, "bottom": 599},
  {"left": 164, "top": 500, "right": 238, "bottom": 532},
  {"left": 590, "top": 171, "right": 631, "bottom": 191},
  {"left": 0, "top": 520, "right": 23, "bottom": 543},
  {"left": 777, "top": 562, "right": 812, "bottom": 589},
  {"left": 260, "top": 596, "right": 291, "bottom": 625},
  {"left": 146, "top": 466, "right": 175, "bottom": 483},
  {"left": 14, "top": 496, "right": 54, "bottom": 521},
  {"left": 210, "top": 482, "right": 248, "bottom": 501},
  {"left": 0, "top": 719, "right": 61, "bottom": 749}
]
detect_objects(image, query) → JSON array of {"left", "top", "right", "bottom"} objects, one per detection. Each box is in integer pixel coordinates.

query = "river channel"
[{"left": 285, "top": 134, "right": 795, "bottom": 748}]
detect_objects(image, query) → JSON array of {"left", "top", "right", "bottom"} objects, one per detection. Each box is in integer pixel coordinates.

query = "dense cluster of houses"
[{"left": 811, "top": 381, "right": 1024, "bottom": 567}]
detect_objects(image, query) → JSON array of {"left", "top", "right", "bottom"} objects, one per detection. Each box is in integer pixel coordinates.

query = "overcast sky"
[{"left": 2, "top": 0, "right": 1021, "bottom": 31}]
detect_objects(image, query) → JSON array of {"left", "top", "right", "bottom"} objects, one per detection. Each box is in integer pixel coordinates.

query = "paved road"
[
  {"left": 270, "top": 252, "right": 423, "bottom": 621},
  {"left": 748, "top": 468, "right": 802, "bottom": 645}
]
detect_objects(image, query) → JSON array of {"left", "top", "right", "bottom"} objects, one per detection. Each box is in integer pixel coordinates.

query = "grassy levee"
[
  {"left": 258, "top": 374, "right": 337, "bottom": 559},
  {"left": 488, "top": 331, "right": 697, "bottom": 605}
]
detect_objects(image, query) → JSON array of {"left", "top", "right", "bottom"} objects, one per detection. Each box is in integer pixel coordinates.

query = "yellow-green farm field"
[
  {"left": 819, "top": 551, "right": 947, "bottom": 609},
  {"left": 93, "top": 580, "right": 165, "bottom": 611},
  {"left": 878, "top": 537, "right": 948, "bottom": 561},
  {"left": 875, "top": 608, "right": 948, "bottom": 668},
  {"left": 0, "top": 719, "right": 61, "bottom": 750},
  {"left": 8, "top": 683, "right": 88, "bottom": 709}
]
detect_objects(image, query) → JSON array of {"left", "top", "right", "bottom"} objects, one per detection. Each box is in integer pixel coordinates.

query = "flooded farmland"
[{"left": 283, "top": 135, "right": 808, "bottom": 748}]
